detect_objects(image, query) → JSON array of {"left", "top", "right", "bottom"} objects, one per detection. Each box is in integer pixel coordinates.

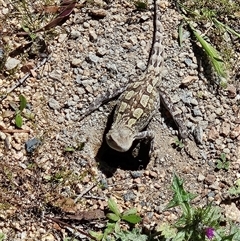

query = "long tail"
[{"left": 147, "top": 0, "right": 164, "bottom": 75}]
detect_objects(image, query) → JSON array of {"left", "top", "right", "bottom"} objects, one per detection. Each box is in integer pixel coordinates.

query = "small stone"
[
  {"left": 224, "top": 203, "right": 240, "bottom": 222},
  {"left": 133, "top": 178, "right": 141, "bottom": 184},
  {"left": 208, "top": 127, "right": 219, "bottom": 141},
  {"left": 220, "top": 122, "right": 230, "bottom": 137},
  {"left": 123, "top": 191, "right": 136, "bottom": 202},
  {"left": 223, "top": 148, "right": 230, "bottom": 154},
  {"left": 2, "top": 8, "right": 9, "bottom": 14},
  {"left": 12, "top": 142, "right": 21, "bottom": 151},
  {"left": 190, "top": 98, "right": 198, "bottom": 106},
  {"left": 193, "top": 125, "right": 203, "bottom": 144},
  {"left": 58, "top": 33, "right": 67, "bottom": 43},
  {"left": 198, "top": 173, "right": 205, "bottom": 181},
  {"left": 86, "top": 53, "right": 99, "bottom": 64},
  {"left": 209, "top": 181, "right": 220, "bottom": 190},
  {"left": 226, "top": 84, "right": 237, "bottom": 98},
  {"left": 83, "top": 22, "right": 89, "bottom": 28},
  {"left": 96, "top": 47, "right": 107, "bottom": 57},
  {"left": 106, "top": 63, "right": 118, "bottom": 74},
  {"left": 0, "top": 131, "right": 6, "bottom": 141},
  {"left": 85, "top": 85, "right": 93, "bottom": 93},
  {"left": 89, "top": 30, "right": 98, "bottom": 42},
  {"left": 71, "top": 58, "right": 82, "bottom": 67},
  {"left": 136, "top": 61, "right": 146, "bottom": 71},
  {"left": 205, "top": 174, "right": 216, "bottom": 185},
  {"left": 5, "top": 57, "right": 20, "bottom": 70},
  {"left": 184, "top": 58, "right": 192, "bottom": 66},
  {"left": 48, "top": 98, "right": 61, "bottom": 110},
  {"left": 70, "top": 30, "right": 80, "bottom": 39},
  {"left": 141, "top": 15, "right": 149, "bottom": 21},
  {"left": 230, "top": 125, "right": 240, "bottom": 138},
  {"left": 192, "top": 106, "right": 202, "bottom": 117},
  {"left": 181, "top": 75, "right": 198, "bottom": 86},
  {"left": 130, "top": 171, "right": 143, "bottom": 178},
  {"left": 215, "top": 107, "right": 224, "bottom": 115},
  {"left": 25, "top": 138, "right": 41, "bottom": 153},
  {"left": 171, "top": 94, "right": 181, "bottom": 103},
  {"left": 90, "top": 9, "right": 107, "bottom": 18},
  {"left": 149, "top": 171, "right": 158, "bottom": 178}
]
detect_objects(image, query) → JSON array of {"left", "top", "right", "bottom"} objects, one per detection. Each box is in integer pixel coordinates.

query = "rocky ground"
[{"left": 0, "top": 0, "right": 240, "bottom": 240}]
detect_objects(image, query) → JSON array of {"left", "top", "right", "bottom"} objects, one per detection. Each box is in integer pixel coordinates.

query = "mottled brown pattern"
[{"left": 106, "top": 0, "right": 165, "bottom": 152}]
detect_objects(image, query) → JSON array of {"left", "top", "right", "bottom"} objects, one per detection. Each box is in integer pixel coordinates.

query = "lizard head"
[{"left": 106, "top": 126, "right": 134, "bottom": 152}]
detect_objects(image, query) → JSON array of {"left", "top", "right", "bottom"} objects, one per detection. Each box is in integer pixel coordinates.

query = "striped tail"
[{"left": 147, "top": 0, "right": 164, "bottom": 75}]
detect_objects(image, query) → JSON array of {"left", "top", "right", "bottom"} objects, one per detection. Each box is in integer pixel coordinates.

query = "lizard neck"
[{"left": 147, "top": 0, "right": 164, "bottom": 78}]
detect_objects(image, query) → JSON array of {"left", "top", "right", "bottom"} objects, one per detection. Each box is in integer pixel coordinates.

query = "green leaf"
[
  {"left": 106, "top": 213, "right": 120, "bottom": 222},
  {"left": 19, "top": 95, "right": 27, "bottom": 112},
  {"left": 103, "top": 222, "right": 115, "bottom": 238},
  {"left": 64, "top": 147, "right": 75, "bottom": 152},
  {"left": 172, "top": 231, "right": 186, "bottom": 241},
  {"left": 108, "top": 198, "right": 121, "bottom": 217},
  {"left": 189, "top": 23, "right": 227, "bottom": 80},
  {"left": 122, "top": 213, "right": 141, "bottom": 224},
  {"left": 0, "top": 233, "right": 5, "bottom": 241},
  {"left": 15, "top": 114, "right": 23, "bottom": 128},
  {"left": 122, "top": 208, "right": 137, "bottom": 216},
  {"left": 114, "top": 228, "right": 148, "bottom": 241},
  {"left": 178, "top": 21, "right": 184, "bottom": 47},
  {"left": 89, "top": 230, "right": 103, "bottom": 241},
  {"left": 220, "top": 153, "right": 226, "bottom": 161},
  {"left": 114, "top": 220, "right": 120, "bottom": 233},
  {"left": 165, "top": 174, "right": 197, "bottom": 210},
  {"left": 213, "top": 18, "right": 240, "bottom": 38},
  {"left": 158, "top": 223, "right": 177, "bottom": 238}
]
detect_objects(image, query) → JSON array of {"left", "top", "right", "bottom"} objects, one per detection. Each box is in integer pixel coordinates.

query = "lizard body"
[{"left": 106, "top": 0, "right": 165, "bottom": 152}]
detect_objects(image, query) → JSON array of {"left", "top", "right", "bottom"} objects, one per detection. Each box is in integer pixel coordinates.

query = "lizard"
[{"left": 106, "top": 0, "right": 188, "bottom": 152}]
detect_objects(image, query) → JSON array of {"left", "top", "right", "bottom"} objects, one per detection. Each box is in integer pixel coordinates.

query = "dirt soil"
[{"left": 0, "top": 0, "right": 240, "bottom": 240}]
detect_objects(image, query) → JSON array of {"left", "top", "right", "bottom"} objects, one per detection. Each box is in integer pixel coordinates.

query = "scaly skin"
[{"left": 106, "top": 0, "right": 187, "bottom": 152}]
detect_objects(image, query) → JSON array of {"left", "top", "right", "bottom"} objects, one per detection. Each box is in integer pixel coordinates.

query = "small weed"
[
  {"left": 63, "top": 238, "right": 78, "bottom": 241},
  {"left": 228, "top": 179, "right": 240, "bottom": 196},
  {"left": 89, "top": 175, "right": 240, "bottom": 241},
  {"left": 15, "top": 94, "right": 27, "bottom": 128},
  {"left": 132, "top": 0, "right": 148, "bottom": 10},
  {"left": 64, "top": 146, "right": 75, "bottom": 152},
  {"left": 0, "top": 233, "right": 5, "bottom": 241},
  {"left": 216, "top": 153, "right": 230, "bottom": 170},
  {"left": 89, "top": 198, "right": 142, "bottom": 241},
  {"left": 174, "top": 137, "right": 185, "bottom": 150},
  {"left": 177, "top": 0, "right": 240, "bottom": 85},
  {"left": 159, "top": 174, "right": 240, "bottom": 241},
  {"left": 64, "top": 142, "right": 85, "bottom": 152}
]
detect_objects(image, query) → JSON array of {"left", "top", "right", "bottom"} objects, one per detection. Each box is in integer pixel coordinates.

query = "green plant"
[
  {"left": 0, "top": 233, "right": 5, "bottom": 241},
  {"left": 158, "top": 174, "right": 240, "bottom": 241},
  {"left": 174, "top": 137, "right": 185, "bottom": 150},
  {"left": 89, "top": 198, "right": 142, "bottom": 241},
  {"left": 228, "top": 179, "right": 240, "bottom": 196},
  {"left": 64, "top": 142, "right": 85, "bottom": 152},
  {"left": 15, "top": 94, "right": 27, "bottom": 128},
  {"left": 176, "top": 1, "right": 240, "bottom": 86},
  {"left": 216, "top": 153, "right": 230, "bottom": 170},
  {"left": 132, "top": 0, "right": 148, "bottom": 10}
]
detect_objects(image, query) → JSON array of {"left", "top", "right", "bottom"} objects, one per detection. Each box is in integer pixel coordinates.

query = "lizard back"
[{"left": 106, "top": 0, "right": 165, "bottom": 152}]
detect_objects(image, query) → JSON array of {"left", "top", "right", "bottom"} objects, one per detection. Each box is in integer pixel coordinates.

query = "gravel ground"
[{"left": 0, "top": 0, "right": 240, "bottom": 240}]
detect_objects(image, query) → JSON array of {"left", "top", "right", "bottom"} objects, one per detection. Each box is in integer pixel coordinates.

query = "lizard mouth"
[{"left": 106, "top": 133, "right": 132, "bottom": 152}]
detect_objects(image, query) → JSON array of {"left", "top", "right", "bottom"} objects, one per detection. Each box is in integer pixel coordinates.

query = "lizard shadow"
[
  {"left": 95, "top": 100, "right": 183, "bottom": 177},
  {"left": 95, "top": 108, "right": 151, "bottom": 177}
]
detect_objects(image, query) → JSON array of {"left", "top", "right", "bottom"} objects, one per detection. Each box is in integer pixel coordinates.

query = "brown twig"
[
  {"left": 0, "top": 129, "right": 31, "bottom": 133},
  {"left": 46, "top": 216, "right": 98, "bottom": 241},
  {"left": 74, "top": 183, "right": 97, "bottom": 203}
]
